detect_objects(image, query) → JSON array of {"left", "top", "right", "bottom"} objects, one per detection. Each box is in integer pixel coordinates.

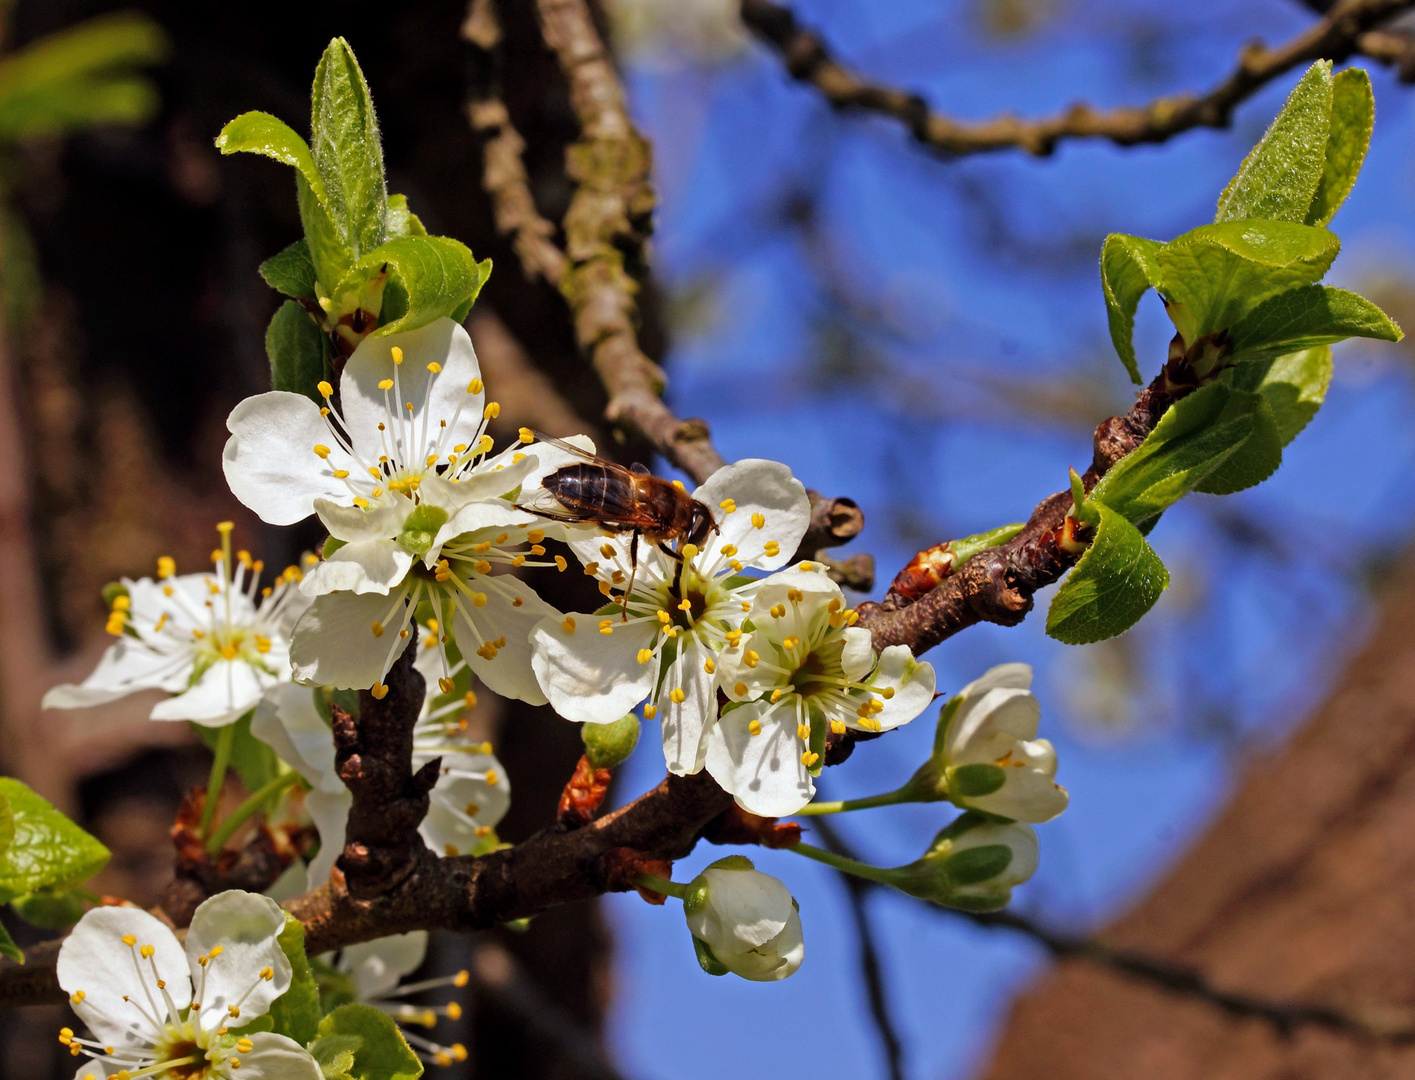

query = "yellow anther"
[
  {"left": 111, "top": 594, "right": 131, "bottom": 612},
  {"left": 371, "top": 622, "right": 385, "bottom": 638},
  {"left": 316, "top": 380, "right": 334, "bottom": 398},
  {"left": 704, "top": 658, "right": 715, "bottom": 674},
  {"left": 598, "top": 580, "right": 614, "bottom": 596},
  {"left": 157, "top": 555, "right": 176, "bottom": 578},
  {"left": 729, "top": 560, "right": 743, "bottom": 572},
  {"left": 763, "top": 541, "right": 780, "bottom": 557},
  {"left": 512, "top": 554, "right": 526, "bottom": 567},
  {"left": 611, "top": 570, "right": 625, "bottom": 584},
  {"left": 562, "top": 616, "right": 576, "bottom": 633},
  {"left": 406, "top": 401, "right": 415, "bottom": 412},
  {"left": 719, "top": 498, "right": 736, "bottom": 513},
  {"left": 476, "top": 641, "right": 499, "bottom": 660},
  {"left": 859, "top": 717, "right": 882, "bottom": 732},
  {"left": 846, "top": 610, "right": 860, "bottom": 626},
  {"left": 452, "top": 1045, "right": 469, "bottom": 1062},
  {"left": 721, "top": 544, "right": 737, "bottom": 557},
  {"left": 229, "top": 1057, "right": 241, "bottom": 1069},
  {"left": 796, "top": 722, "right": 810, "bottom": 739},
  {"left": 831, "top": 719, "right": 847, "bottom": 735},
  {"left": 446, "top": 1001, "right": 464, "bottom": 1021},
  {"left": 741, "top": 600, "right": 752, "bottom": 612},
  {"left": 70, "top": 991, "right": 85, "bottom": 1003},
  {"left": 637, "top": 648, "right": 654, "bottom": 664},
  {"left": 467, "top": 377, "right": 483, "bottom": 394},
  {"left": 663, "top": 626, "right": 678, "bottom": 638},
  {"left": 476, "top": 434, "right": 494, "bottom": 454},
  {"left": 751, "top": 513, "right": 765, "bottom": 529},
  {"left": 237, "top": 1039, "right": 254, "bottom": 1054},
  {"left": 454, "top": 970, "right": 471, "bottom": 987},
  {"left": 475, "top": 560, "right": 492, "bottom": 575},
  {"left": 371, "top": 683, "right": 389, "bottom": 700},
  {"left": 748, "top": 719, "right": 763, "bottom": 736},
  {"left": 427, "top": 361, "right": 442, "bottom": 374},
  {"left": 724, "top": 629, "right": 742, "bottom": 646},
  {"left": 391, "top": 346, "right": 404, "bottom": 365},
  {"left": 554, "top": 555, "right": 567, "bottom": 571},
  {"left": 783, "top": 636, "right": 800, "bottom": 651},
  {"left": 678, "top": 599, "right": 692, "bottom": 612},
  {"left": 670, "top": 688, "right": 686, "bottom": 704},
  {"left": 670, "top": 479, "right": 686, "bottom": 491},
  {"left": 439, "top": 677, "right": 455, "bottom": 695},
  {"left": 220, "top": 644, "right": 238, "bottom": 660},
  {"left": 260, "top": 966, "right": 274, "bottom": 980},
  {"left": 656, "top": 610, "right": 672, "bottom": 624},
  {"left": 228, "top": 1005, "right": 241, "bottom": 1018},
  {"left": 734, "top": 681, "right": 749, "bottom": 696},
  {"left": 787, "top": 589, "right": 803, "bottom": 604},
  {"left": 801, "top": 750, "right": 820, "bottom": 767},
  {"left": 529, "top": 544, "right": 546, "bottom": 556},
  {"left": 483, "top": 401, "right": 500, "bottom": 419},
  {"left": 353, "top": 496, "right": 370, "bottom": 509},
  {"left": 121, "top": 934, "right": 137, "bottom": 946},
  {"left": 426, "top": 454, "right": 439, "bottom": 467},
  {"left": 770, "top": 604, "right": 786, "bottom": 619},
  {"left": 582, "top": 561, "right": 601, "bottom": 577},
  {"left": 515, "top": 427, "right": 535, "bottom": 445},
  {"left": 368, "top": 467, "right": 382, "bottom": 479},
  {"left": 208, "top": 945, "right": 224, "bottom": 959},
  {"left": 643, "top": 704, "right": 658, "bottom": 719},
  {"left": 378, "top": 378, "right": 394, "bottom": 391},
  {"left": 484, "top": 768, "right": 500, "bottom": 786},
  {"left": 210, "top": 551, "right": 224, "bottom": 566}
]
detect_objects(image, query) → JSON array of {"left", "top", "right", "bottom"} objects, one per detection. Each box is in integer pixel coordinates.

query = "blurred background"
[{"left": 0, "top": 0, "right": 1413, "bottom": 1078}]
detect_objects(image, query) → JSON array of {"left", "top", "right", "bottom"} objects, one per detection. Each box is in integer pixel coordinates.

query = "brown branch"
[{"left": 740, "top": 0, "right": 1415, "bottom": 158}]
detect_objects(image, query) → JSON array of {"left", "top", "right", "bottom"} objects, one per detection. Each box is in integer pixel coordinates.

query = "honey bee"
[{"left": 518, "top": 435, "right": 716, "bottom": 615}]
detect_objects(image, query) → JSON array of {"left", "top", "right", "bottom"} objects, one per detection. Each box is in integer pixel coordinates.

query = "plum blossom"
[
  {"left": 224, "top": 317, "right": 578, "bottom": 702},
  {"left": 529, "top": 458, "right": 810, "bottom": 775},
  {"left": 708, "top": 565, "right": 936, "bottom": 816},
  {"left": 894, "top": 812, "right": 1040, "bottom": 911},
  {"left": 56, "top": 891, "right": 319, "bottom": 1080},
  {"left": 42, "top": 525, "right": 311, "bottom": 728},
  {"left": 683, "top": 856, "right": 803, "bottom": 982}
]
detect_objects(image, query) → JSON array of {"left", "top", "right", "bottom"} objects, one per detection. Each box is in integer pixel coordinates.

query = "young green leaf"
[
  {"left": 260, "top": 240, "right": 319, "bottom": 300},
  {"left": 12, "top": 887, "right": 88, "bottom": 929},
  {"left": 385, "top": 194, "right": 427, "bottom": 239},
  {"left": 1100, "top": 233, "right": 1164, "bottom": 384},
  {"left": 0, "top": 920, "right": 21, "bottom": 964},
  {"left": 1157, "top": 220, "right": 1339, "bottom": 346},
  {"left": 267, "top": 915, "right": 321, "bottom": 1047},
  {"left": 0, "top": 791, "right": 13, "bottom": 857},
  {"left": 1089, "top": 382, "right": 1268, "bottom": 522},
  {"left": 0, "top": 778, "right": 109, "bottom": 900},
  {"left": 310, "top": 38, "right": 387, "bottom": 259},
  {"left": 316, "top": 1003, "right": 424, "bottom": 1080},
  {"left": 1046, "top": 501, "right": 1170, "bottom": 645},
  {"left": 1192, "top": 394, "right": 1283, "bottom": 495},
  {"left": 333, "top": 236, "right": 490, "bottom": 338},
  {"left": 1215, "top": 61, "right": 1332, "bottom": 224},
  {"left": 1307, "top": 67, "right": 1374, "bottom": 228},
  {"left": 1228, "top": 284, "right": 1401, "bottom": 363},
  {"left": 1232, "top": 345, "right": 1333, "bottom": 446},
  {"left": 266, "top": 300, "right": 333, "bottom": 404}
]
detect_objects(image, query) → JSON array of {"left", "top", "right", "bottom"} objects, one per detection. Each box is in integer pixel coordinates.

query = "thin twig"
[{"left": 740, "top": 0, "right": 1415, "bottom": 157}]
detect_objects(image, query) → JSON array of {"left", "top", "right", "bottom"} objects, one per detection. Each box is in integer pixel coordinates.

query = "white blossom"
[
  {"left": 529, "top": 458, "right": 810, "bottom": 775},
  {"left": 56, "top": 891, "right": 319, "bottom": 1080},
  {"left": 683, "top": 857, "right": 803, "bottom": 982},
  {"left": 930, "top": 663, "right": 1068, "bottom": 823},
  {"left": 708, "top": 565, "right": 935, "bottom": 817},
  {"left": 42, "top": 527, "right": 311, "bottom": 728},
  {"left": 224, "top": 317, "right": 577, "bottom": 702}
]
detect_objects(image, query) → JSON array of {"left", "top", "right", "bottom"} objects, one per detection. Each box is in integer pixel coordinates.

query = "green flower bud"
[
  {"left": 890, "top": 811, "right": 1039, "bottom": 911},
  {"left": 581, "top": 713, "right": 641, "bottom": 769}
]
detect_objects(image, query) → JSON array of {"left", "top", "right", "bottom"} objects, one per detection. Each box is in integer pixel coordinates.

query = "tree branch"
[{"left": 740, "top": 0, "right": 1415, "bottom": 157}]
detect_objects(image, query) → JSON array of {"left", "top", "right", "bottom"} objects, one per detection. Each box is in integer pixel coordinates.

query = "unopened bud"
[
  {"left": 890, "top": 812, "right": 1039, "bottom": 911},
  {"left": 581, "top": 713, "right": 641, "bottom": 769}
]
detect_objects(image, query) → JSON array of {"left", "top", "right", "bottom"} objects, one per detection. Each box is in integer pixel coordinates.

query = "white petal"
[
  {"left": 422, "top": 773, "right": 505, "bottom": 856},
  {"left": 726, "top": 906, "right": 804, "bottom": 982},
  {"left": 427, "top": 502, "right": 539, "bottom": 565},
  {"left": 42, "top": 638, "right": 191, "bottom": 710},
  {"left": 688, "top": 867, "right": 793, "bottom": 950},
  {"left": 149, "top": 660, "right": 268, "bottom": 727},
  {"left": 839, "top": 627, "right": 875, "bottom": 683},
  {"left": 420, "top": 451, "right": 537, "bottom": 512},
  {"left": 299, "top": 540, "right": 414, "bottom": 597},
  {"left": 338, "top": 932, "right": 428, "bottom": 1000},
  {"left": 715, "top": 636, "right": 784, "bottom": 703},
  {"left": 314, "top": 496, "right": 409, "bottom": 544},
  {"left": 289, "top": 592, "right": 412, "bottom": 690},
  {"left": 340, "top": 319, "right": 484, "bottom": 463},
  {"left": 57, "top": 907, "right": 190, "bottom": 1052},
  {"left": 956, "top": 662, "right": 1032, "bottom": 700},
  {"left": 705, "top": 700, "right": 814, "bottom": 816},
  {"left": 530, "top": 613, "right": 656, "bottom": 723},
  {"left": 304, "top": 789, "right": 352, "bottom": 890},
  {"left": 418, "top": 752, "right": 509, "bottom": 828},
  {"left": 750, "top": 567, "right": 843, "bottom": 614},
  {"left": 225, "top": 1032, "right": 323, "bottom": 1080},
  {"left": 250, "top": 686, "right": 341, "bottom": 792},
  {"left": 185, "top": 891, "right": 290, "bottom": 1031},
  {"left": 868, "top": 646, "right": 936, "bottom": 732},
  {"left": 695, "top": 459, "right": 810, "bottom": 572},
  {"left": 658, "top": 637, "right": 716, "bottom": 775},
  {"left": 515, "top": 433, "right": 598, "bottom": 513},
  {"left": 946, "top": 686, "right": 1040, "bottom": 758},
  {"left": 224, "top": 393, "right": 354, "bottom": 526},
  {"left": 451, "top": 582, "right": 555, "bottom": 705},
  {"left": 967, "top": 764, "right": 1070, "bottom": 824}
]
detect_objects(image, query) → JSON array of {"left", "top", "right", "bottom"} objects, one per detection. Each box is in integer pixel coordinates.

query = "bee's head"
[{"left": 687, "top": 500, "right": 717, "bottom": 548}]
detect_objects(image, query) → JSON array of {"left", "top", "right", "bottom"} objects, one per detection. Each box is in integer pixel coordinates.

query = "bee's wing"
[{"left": 530, "top": 431, "right": 608, "bottom": 465}]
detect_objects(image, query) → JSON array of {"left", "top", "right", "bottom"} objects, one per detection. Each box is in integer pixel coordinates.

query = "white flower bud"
[
  {"left": 683, "top": 856, "right": 804, "bottom": 981},
  {"left": 893, "top": 812, "right": 1039, "bottom": 911}
]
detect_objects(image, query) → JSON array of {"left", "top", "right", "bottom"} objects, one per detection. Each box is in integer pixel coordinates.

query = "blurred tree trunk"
[{"left": 978, "top": 553, "right": 1415, "bottom": 1079}]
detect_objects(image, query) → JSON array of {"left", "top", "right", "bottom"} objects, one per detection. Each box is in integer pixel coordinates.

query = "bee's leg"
[{"left": 622, "top": 530, "right": 640, "bottom": 622}]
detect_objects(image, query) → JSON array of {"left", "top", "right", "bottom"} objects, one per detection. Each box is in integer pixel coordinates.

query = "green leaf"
[
  {"left": 385, "top": 195, "right": 427, "bottom": 239},
  {"left": 1046, "top": 502, "right": 1169, "bottom": 645},
  {"left": 1229, "top": 284, "right": 1401, "bottom": 363},
  {"left": 0, "top": 920, "right": 21, "bottom": 963},
  {"left": 192, "top": 714, "right": 280, "bottom": 795},
  {"left": 268, "top": 915, "right": 320, "bottom": 1047},
  {"left": 12, "top": 887, "right": 87, "bottom": 929},
  {"left": 266, "top": 300, "right": 333, "bottom": 404},
  {"left": 333, "top": 236, "right": 490, "bottom": 338},
  {"left": 1233, "top": 345, "right": 1333, "bottom": 446},
  {"left": 1157, "top": 220, "right": 1340, "bottom": 347},
  {"left": 1090, "top": 383, "right": 1264, "bottom": 521},
  {"left": 1307, "top": 67, "right": 1374, "bottom": 228},
  {"left": 0, "top": 792, "right": 13, "bottom": 857},
  {"left": 316, "top": 1004, "right": 423, "bottom": 1080},
  {"left": 1100, "top": 233, "right": 1164, "bottom": 384},
  {"left": 310, "top": 39, "right": 387, "bottom": 259},
  {"left": 1215, "top": 61, "right": 1332, "bottom": 225},
  {"left": 0, "top": 779, "right": 108, "bottom": 900},
  {"left": 260, "top": 241, "right": 319, "bottom": 301},
  {"left": 1192, "top": 394, "right": 1283, "bottom": 495},
  {"left": 311, "top": 1034, "right": 361, "bottom": 1080}
]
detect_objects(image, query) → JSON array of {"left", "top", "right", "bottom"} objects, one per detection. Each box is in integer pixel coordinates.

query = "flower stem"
[
  {"left": 631, "top": 872, "right": 690, "bottom": 900},
  {"left": 206, "top": 771, "right": 301, "bottom": 855},
  {"left": 788, "top": 840, "right": 898, "bottom": 887},
  {"left": 199, "top": 722, "right": 237, "bottom": 840},
  {"left": 795, "top": 787, "right": 912, "bottom": 815}
]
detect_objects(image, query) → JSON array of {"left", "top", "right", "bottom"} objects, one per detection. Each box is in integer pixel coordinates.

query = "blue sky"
[{"left": 594, "top": 2, "right": 1415, "bottom": 1078}]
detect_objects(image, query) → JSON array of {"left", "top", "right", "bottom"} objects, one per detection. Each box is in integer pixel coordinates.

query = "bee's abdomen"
[{"left": 546, "top": 464, "right": 636, "bottom": 517}]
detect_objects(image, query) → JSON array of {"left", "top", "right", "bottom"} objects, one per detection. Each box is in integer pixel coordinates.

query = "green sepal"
[
  {"left": 193, "top": 713, "right": 279, "bottom": 794},
  {"left": 691, "top": 935, "right": 729, "bottom": 977},
  {"left": 1231, "top": 345, "right": 1333, "bottom": 446},
  {"left": 311, "top": 1034, "right": 361, "bottom": 1080},
  {"left": 948, "top": 763, "right": 1006, "bottom": 798},
  {"left": 310, "top": 38, "right": 387, "bottom": 260},
  {"left": 322, "top": 536, "right": 347, "bottom": 559},
  {"left": 332, "top": 237, "right": 490, "bottom": 338},
  {"left": 1100, "top": 233, "right": 1163, "bottom": 384},
  {"left": 1228, "top": 284, "right": 1401, "bottom": 364},
  {"left": 1307, "top": 67, "right": 1374, "bottom": 227},
  {"left": 259, "top": 240, "right": 319, "bottom": 301},
  {"left": 12, "top": 887, "right": 88, "bottom": 929},
  {"left": 0, "top": 778, "right": 109, "bottom": 900},
  {"left": 267, "top": 914, "right": 320, "bottom": 1047},
  {"left": 942, "top": 844, "right": 1013, "bottom": 886},
  {"left": 314, "top": 1003, "right": 423, "bottom": 1080},
  {"left": 100, "top": 580, "right": 129, "bottom": 609},
  {"left": 1157, "top": 220, "right": 1339, "bottom": 348},
  {"left": 267, "top": 300, "right": 333, "bottom": 404},
  {"left": 1046, "top": 501, "right": 1169, "bottom": 645},
  {"left": 1216, "top": 61, "right": 1333, "bottom": 225},
  {"left": 808, "top": 706, "right": 827, "bottom": 778}
]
